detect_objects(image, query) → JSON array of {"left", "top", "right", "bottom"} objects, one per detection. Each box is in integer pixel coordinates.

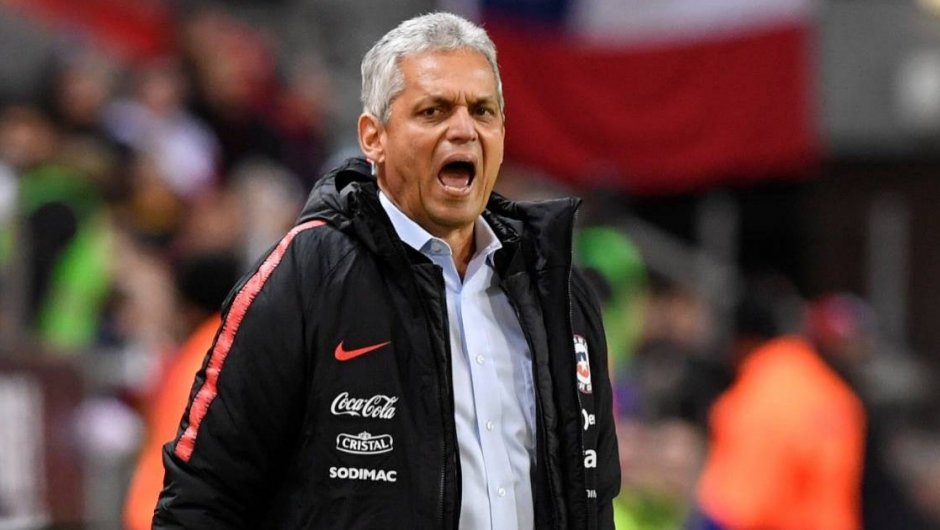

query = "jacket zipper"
[
  {"left": 438, "top": 424, "right": 446, "bottom": 527},
  {"left": 502, "top": 280, "right": 560, "bottom": 530},
  {"left": 431, "top": 271, "right": 456, "bottom": 530}
]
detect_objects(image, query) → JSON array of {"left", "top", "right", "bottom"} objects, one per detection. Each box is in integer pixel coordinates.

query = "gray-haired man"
[{"left": 155, "top": 12, "right": 619, "bottom": 529}]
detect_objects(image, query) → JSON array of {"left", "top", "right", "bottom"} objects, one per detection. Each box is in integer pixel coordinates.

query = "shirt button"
[
  {"left": 497, "top": 487, "right": 507, "bottom": 497},
  {"left": 475, "top": 354, "right": 485, "bottom": 365},
  {"left": 485, "top": 421, "right": 495, "bottom": 431}
]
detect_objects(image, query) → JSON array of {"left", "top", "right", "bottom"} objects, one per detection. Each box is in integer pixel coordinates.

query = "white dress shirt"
[{"left": 379, "top": 191, "right": 536, "bottom": 530}]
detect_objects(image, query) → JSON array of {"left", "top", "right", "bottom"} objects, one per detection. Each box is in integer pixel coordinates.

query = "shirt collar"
[{"left": 378, "top": 190, "right": 502, "bottom": 262}]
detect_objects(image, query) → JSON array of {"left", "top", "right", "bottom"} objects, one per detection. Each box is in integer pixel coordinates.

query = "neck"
[
  {"left": 377, "top": 185, "right": 480, "bottom": 278},
  {"left": 439, "top": 224, "right": 475, "bottom": 279}
]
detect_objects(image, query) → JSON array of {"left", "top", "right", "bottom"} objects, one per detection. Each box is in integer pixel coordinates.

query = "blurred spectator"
[
  {"left": 101, "top": 228, "right": 177, "bottom": 362},
  {"left": 117, "top": 151, "right": 186, "bottom": 248},
  {"left": 694, "top": 279, "right": 867, "bottom": 530},
  {"left": 180, "top": 6, "right": 283, "bottom": 178},
  {"left": 578, "top": 236, "right": 723, "bottom": 530},
  {"left": 894, "top": 431, "right": 940, "bottom": 527},
  {"left": 619, "top": 278, "right": 730, "bottom": 429},
  {"left": 0, "top": 104, "right": 112, "bottom": 352},
  {"left": 171, "top": 187, "right": 243, "bottom": 258},
  {"left": 615, "top": 418, "right": 704, "bottom": 530},
  {"left": 123, "top": 251, "right": 240, "bottom": 530},
  {"left": 42, "top": 49, "right": 116, "bottom": 141},
  {"left": 229, "top": 158, "right": 304, "bottom": 264},
  {"left": 807, "top": 293, "right": 933, "bottom": 530},
  {"left": 576, "top": 225, "right": 646, "bottom": 372},
  {"left": 270, "top": 52, "right": 332, "bottom": 189},
  {"left": 41, "top": 48, "right": 128, "bottom": 194},
  {"left": 104, "top": 58, "right": 219, "bottom": 200}
]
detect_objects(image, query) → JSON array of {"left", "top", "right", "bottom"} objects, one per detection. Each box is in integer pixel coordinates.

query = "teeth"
[
  {"left": 439, "top": 173, "right": 470, "bottom": 189},
  {"left": 439, "top": 161, "right": 474, "bottom": 190}
]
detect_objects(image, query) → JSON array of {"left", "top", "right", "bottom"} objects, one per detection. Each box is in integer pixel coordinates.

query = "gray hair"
[{"left": 361, "top": 12, "right": 504, "bottom": 123}]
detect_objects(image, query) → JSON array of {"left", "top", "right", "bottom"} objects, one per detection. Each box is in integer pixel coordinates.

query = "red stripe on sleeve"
[{"left": 174, "top": 220, "right": 326, "bottom": 462}]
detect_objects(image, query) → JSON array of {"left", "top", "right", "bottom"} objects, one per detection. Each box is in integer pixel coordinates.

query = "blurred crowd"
[
  {"left": 0, "top": 2, "right": 939, "bottom": 529},
  {"left": 577, "top": 245, "right": 940, "bottom": 529},
  {"left": 0, "top": 3, "right": 330, "bottom": 527},
  {"left": 0, "top": 3, "right": 330, "bottom": 355}
]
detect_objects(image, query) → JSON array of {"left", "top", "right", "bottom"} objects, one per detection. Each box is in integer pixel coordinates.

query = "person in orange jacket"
[
  {"left": 693, "top": 281, "right": 866, "bottom": 530},
  {"left": 123, "top": 252, "right": 239, "bottom": 530}
]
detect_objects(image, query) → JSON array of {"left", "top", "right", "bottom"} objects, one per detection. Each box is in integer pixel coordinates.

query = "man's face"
[{"left": 364, "top": 49, "right": 505, "bottom": 237}]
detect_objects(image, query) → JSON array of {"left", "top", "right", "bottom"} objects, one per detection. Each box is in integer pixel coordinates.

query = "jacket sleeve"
[
  {"left": 153, "top": 226, "right": 322, "bottom": 529},
  {"left": 571, "top": 269, "right": 621, "bottom": 530}
]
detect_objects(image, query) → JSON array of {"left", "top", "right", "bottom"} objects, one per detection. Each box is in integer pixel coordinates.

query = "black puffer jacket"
[{"left": 154, "top": 158, "right": 620, "bottom": 529}]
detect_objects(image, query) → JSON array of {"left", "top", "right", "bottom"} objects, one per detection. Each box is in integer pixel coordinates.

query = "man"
[
  {"left": 693, "top": 282, "right": 866, "bottom": 530},
  {"left": 154, "top": 12, "right": 619, "bottom": 529}
]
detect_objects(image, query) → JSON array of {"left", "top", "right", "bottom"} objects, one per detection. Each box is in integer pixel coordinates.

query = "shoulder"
[
  {"left": 240, "top": 220, "right": 364, "bottom": 302},
  {"left": 288, "top": 219, "right": 355, "bottom": 255},
  {"left": 738, "top": 337, "right": 863, "bottom": 418},
  {"left": 283, "top": 220, "right": 361, "bottom": 269}
]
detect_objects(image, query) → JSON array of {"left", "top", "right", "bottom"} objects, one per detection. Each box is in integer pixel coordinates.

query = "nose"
[{"left": 446, "top": 106, "right": 478, "bottom": 144}]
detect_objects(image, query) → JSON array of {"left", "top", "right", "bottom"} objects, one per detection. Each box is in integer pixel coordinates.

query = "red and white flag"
[{"left": 446, "top": 0, "right": 821, "bottom": 194}]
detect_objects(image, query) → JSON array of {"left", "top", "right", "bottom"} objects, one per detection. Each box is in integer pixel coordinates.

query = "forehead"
[{"left": 397, "top": 49, "right": 498, "bottom": 98}]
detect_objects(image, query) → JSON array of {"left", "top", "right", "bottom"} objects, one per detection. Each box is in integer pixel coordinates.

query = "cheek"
[
  {"left": 484, "top": 129, "right": 505, "bottom": 161},
  {"left": 400, "top": 133, "right": 435, "bottom": 167},
  {"left": 486, "top": 146, "right": 504, "bottom": 177}
]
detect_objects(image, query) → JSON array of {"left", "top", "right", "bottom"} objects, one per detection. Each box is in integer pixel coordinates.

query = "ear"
[{"left": 358, "top": 113, "right": 385, "bottom": 166}]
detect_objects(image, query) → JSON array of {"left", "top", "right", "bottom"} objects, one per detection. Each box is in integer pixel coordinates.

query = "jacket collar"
[{"left": 296, "top": 157, "right": 581, "bottom": 274}]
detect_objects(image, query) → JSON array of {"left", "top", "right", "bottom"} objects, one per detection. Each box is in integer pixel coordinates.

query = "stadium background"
[{"left": 0, "top": 0, "right": 939, "bottom": 528}]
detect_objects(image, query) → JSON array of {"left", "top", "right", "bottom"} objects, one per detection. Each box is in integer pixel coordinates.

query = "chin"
[{"left": 430, "top": 210, "right": 476, "bottom": 230}]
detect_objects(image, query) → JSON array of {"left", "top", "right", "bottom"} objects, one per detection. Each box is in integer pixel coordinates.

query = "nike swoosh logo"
[{"left": 334, "top": 340, "right": 391, "bottom": 361}]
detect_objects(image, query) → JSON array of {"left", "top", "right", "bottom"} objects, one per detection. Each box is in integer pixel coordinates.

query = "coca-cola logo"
[{"left": 330, "top": 392, "right": 398, "bottom": 420}]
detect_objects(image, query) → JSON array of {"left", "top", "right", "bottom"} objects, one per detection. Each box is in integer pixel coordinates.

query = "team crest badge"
[{"left": 574, "top": 335, "right": 592, "bottom": 394}]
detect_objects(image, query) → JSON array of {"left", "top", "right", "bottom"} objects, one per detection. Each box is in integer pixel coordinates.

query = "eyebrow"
[
  {"left": 417, "top": 94, "right": 498, "bottom": 107},
  {"left": 469, "top": 96, "right": 498, "bottom": 107}
]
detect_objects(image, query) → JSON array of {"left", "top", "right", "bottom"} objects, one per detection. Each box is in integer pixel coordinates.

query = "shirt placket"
[{"left": 460, "top": 263, "right": 519, "bottom": 529}]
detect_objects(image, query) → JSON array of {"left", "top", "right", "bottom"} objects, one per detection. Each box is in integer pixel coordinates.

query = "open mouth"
[{"left": 438, "top": 160, "right": 476, "bottom": 193}]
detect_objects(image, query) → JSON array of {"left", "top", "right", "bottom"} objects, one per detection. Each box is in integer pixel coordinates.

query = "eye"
[
  {"left": 473, "top": 105, "right": 496, "bottom": 116},
  {"left": 472, "top": 104, "right": 498, "bottom": 119},
  {"left": 419, "top": 106, "right": 441, "bottom": 118}
]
